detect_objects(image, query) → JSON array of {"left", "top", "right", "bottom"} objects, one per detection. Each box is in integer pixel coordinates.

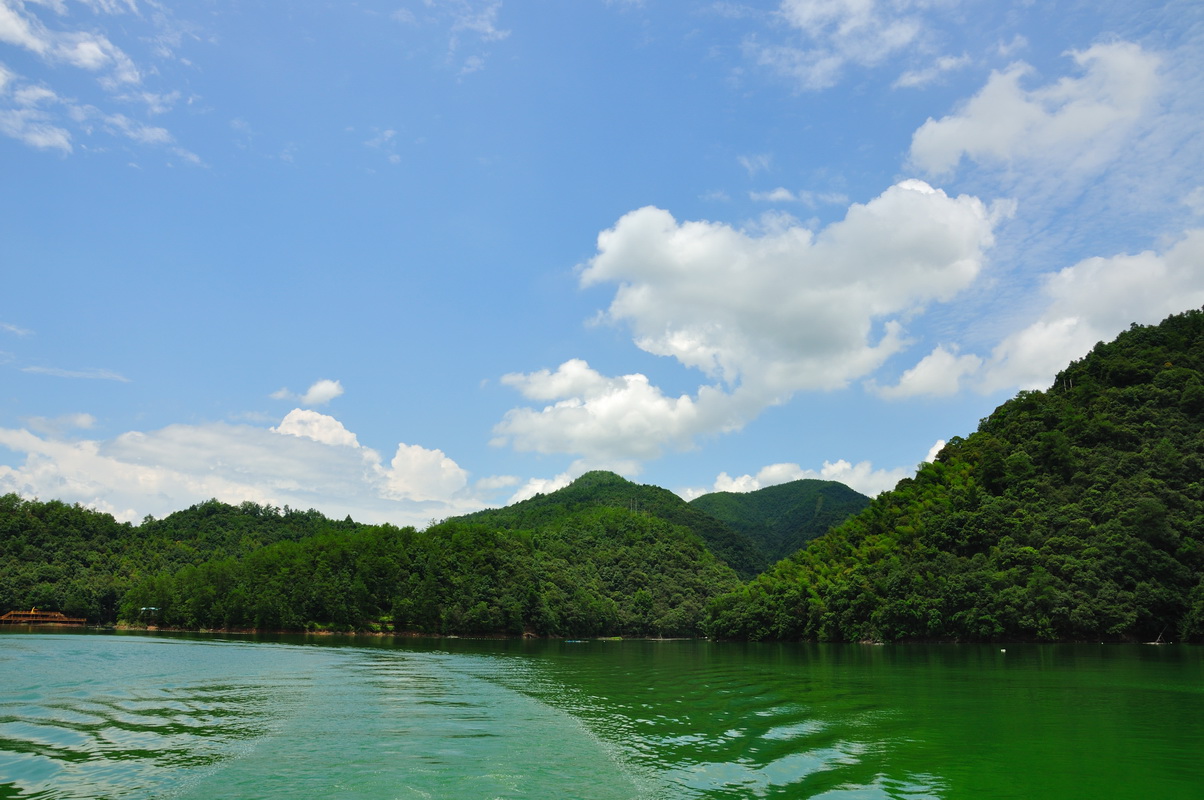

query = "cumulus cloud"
[
  {"left": 272, "top": 408, "right": 359, "bottom": 447},
  {"left": 271, "top": 379, "right": 345, "bottom": 407},
  {"left": 750, "top": 0, "right": 930, "bottom": 90},
  {"left": 979, "top": 229, "right": 1204, "bottom": 392},
  {"left": 583, "top": 180, "right": 994, "bottom": 392},
  {"left": 873, "top": 344, "right": 983, "bottom": 399},
  {"left": 909, "top": 42, "right": 1161, "bottom": 177},
  {"left": 495, "top": 180, "right": 998, "bottom": 461},
  {"left": 0, "top": 410, "right": 488, "bottom": 526}
]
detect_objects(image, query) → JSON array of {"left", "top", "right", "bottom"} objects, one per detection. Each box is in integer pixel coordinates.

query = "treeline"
[
  {"left": 0, "top": 497, "right": 350, "bottom": 623},
  {"left": 0, "top": 492, "right": 740, "bottom": 636},
  {"left": 124, "top": 506, "right": 740, "bottom": 636},
  {"left": 706, "top": 309, "right": 1204, "bottom": 643}
]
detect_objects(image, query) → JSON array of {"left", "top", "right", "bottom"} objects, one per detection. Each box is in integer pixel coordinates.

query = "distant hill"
[
  {"left": 707, "top": 309, "right": 1204, "bottom": 643},
  {"left": 689, "top": 479, "right": 870, "bottom": 565},
  {"left": 458, "top": 470, "right": 767, "bottom": 579},
  {"left": 0, "top": 497, "right": 353, "bottom": 623}
]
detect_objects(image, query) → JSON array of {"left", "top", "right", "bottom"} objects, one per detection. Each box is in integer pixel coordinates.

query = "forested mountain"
[
  {"left": 458, "top": 470, "right": 767, "bottom": 578},
  {"left": 0, "top": 497, "right": 353, "bottom": 623},
  {"left": 689, "top": 479, "right": 870, "bottom": 565},
  {"left": 15, "top": 305, "right": 1204, "bottom": 645},
  {"left": 118, "top": 507, "right": 740, "bottom": 637},
  {"left": 706, "top": 309, "right": 1204, "bottom": 643},
  {"left": 1, "top": 478, "right": 748, "bottom": 636}
]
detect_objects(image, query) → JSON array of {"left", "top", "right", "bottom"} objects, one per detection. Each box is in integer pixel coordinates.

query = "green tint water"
[{"left": 1, "top": 632, "right": 1200, "bottom": 799}]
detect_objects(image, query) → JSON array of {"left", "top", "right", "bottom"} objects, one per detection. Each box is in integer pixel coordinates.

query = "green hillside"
[
  {"left": 459, "top": 470, "right": 767, "bottom": 578},
  {"left": 707, "top": 309, "right": 1204, "bottom": 643},
  {"left": 1, "top": 479, "right": 744, "bottom": 636},
  {"left": 0, "top": 497, "right": 354, "bottom": 623},
  {"left": 689, "top": 479, "right": 870, "bottom": 565}
]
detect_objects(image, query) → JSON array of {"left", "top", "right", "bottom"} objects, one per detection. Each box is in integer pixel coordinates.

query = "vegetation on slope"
[
  {"left": 0, "top": 497, "right": 352, "bottom": 623},
  {"left": 706, "top": 309, "right": 1204, "bottom": 643},
  {"left": 118, "top": 505, "right": 739, "bottom": 636},
  {"left": 689, "top": 479, "right": 869, "bottom": 565},
  {"left": 1, "top": 477, "right": 744, "bottom": 636},
  {"left": 459, "top": 470, "right": 767, "bottom": 578}
]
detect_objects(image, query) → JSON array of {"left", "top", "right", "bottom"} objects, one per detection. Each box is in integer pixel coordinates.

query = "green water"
[{"left": 1, "top": 631, "right": 1201, "bottom": 799}]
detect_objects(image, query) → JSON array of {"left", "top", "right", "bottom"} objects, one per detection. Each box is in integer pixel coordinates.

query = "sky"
[{"left": 2, "top": 0, "right": 1203, "bottom": 527}]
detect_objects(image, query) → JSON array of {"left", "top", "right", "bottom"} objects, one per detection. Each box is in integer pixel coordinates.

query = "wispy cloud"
[
  {"left": 22, "top": 366, "right": 130, "bottom": 381},
  {"left": 0, "top": 1, "right": 198, "bottom": 158},
  {"left": 749, "top": 0, "right": 931, "bottom": 90}
]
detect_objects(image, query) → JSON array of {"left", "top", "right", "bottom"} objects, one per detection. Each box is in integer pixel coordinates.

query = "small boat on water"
[{"left": 0, "top": 608, "right": 86, "bottom": 626}]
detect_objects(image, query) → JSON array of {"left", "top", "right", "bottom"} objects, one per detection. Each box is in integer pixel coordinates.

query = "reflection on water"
[{"left": 1, "top": 632, "right": 1202, "bottom": 799}]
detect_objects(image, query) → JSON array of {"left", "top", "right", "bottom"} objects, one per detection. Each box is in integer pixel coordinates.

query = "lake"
[{"left": 1, "top": 630, "right": 1201, "bottom": 798}]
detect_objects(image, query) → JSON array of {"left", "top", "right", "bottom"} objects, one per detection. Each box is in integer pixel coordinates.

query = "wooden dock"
[{"left": 0, "top": 608, "right": 86, "bottom": 626}]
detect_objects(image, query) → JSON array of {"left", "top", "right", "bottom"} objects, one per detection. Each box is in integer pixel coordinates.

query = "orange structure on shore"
[{"left": 0, "top": 608, "right": 86, "bottom": 626}]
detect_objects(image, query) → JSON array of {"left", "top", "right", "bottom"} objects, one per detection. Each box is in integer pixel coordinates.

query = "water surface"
[{"left": 1, "top": 631, "right": 1200, "bottom": 798}]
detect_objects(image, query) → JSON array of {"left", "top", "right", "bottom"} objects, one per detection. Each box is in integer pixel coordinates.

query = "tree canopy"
[{"left": 706, "top": 309, "right": 1204, "bottom": 643}]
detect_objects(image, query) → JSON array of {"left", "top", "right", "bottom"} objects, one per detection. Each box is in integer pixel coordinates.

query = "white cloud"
[
  {"left": 894, "top": 53, "right": 970, "bottom": 88},
  {"left": 383, "top": 443, "right": 469, "bottom": 503},
  {"left": 0, "top": 2, "right": 193, "bottom": 155},
  {"left": 979, "top": 229, "right": 1204, "bottom": 392},
  {"left": 0, "top": 410, "right": 489, "bottom": 527},
  {"left": 873, "top": 344, "right": 982, "bottom": 399},
  {"left": 271, "top": 379, "right": 345, "bottom": 407},
  {"left": 0, "top": 107, "right": 71, "bottom": 150},
  {"left": 751, "top": 0, "right": 930, "bottom": 90},
  {"left": 909, "top": 42, "right": 1161, "bottom": 177},
  {"left": 495, "top": 361, "right": 735, "bottom": 460},
  {"left": 272, "top": 408, "right": 360, "bottom": 447},
  {"left": 495, "top": 180, "right": 998, "bottom": 462},
  {"left": 0, "top": 1, "right": 137, "bottom": 80},
  {"left": 583, "top": 180, "right": 994, "bottom": 392}
]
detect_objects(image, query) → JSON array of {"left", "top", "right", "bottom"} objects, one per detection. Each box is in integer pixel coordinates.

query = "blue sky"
[{"left": 2, "top": 0, "right": 1203, "bottom": 526}]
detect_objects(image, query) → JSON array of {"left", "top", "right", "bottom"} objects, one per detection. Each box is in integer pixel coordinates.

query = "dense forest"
[
  {"left": 706, "top": 309, "right": 1204, "bottom": 643},
  {"left": 7, "top": 473, "right": 837, "bottom": 636},
  {"left": 5, "top": 310, "right": 1204, "bottom": 641},
  {"left": 689, "top": 479, "right": 869, "bottom": 565}
]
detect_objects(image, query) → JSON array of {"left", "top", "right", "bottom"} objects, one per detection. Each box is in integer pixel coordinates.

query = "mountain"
[
  {"left": 707, "top": 309, "right": 1204, "bottom": 643},
  {"left": 458, "top": 470, "right": 768, "bottom": 579},
  {"left": 689, "top": 479, "right": 870, "bottom": 565}
]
